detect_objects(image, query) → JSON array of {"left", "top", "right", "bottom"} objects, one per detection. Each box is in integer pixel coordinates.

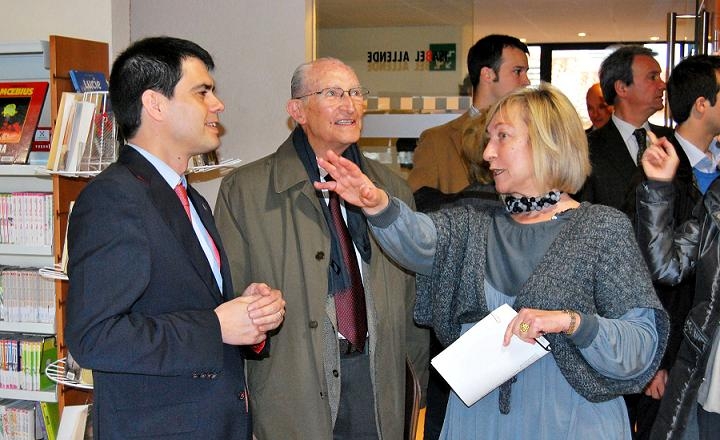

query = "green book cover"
[
  {"left": 39, "top": 401, "right": 59, "bottom": 440},
  {"left": 39, "top": 336, "right": 57, "bottom": 390}
]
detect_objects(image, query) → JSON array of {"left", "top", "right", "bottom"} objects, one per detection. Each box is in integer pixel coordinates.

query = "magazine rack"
[{"left": 77, "top": 91, "right": 117, "bottom": 173}]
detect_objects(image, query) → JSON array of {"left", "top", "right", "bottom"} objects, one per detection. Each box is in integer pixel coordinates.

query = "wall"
[
  {"left": 4, "top": 0, "right": 113, "bottom": 45},
  {"left": 6, "top": 0, "right": 309, "bottom": 206},
  {"left": 125, "top": 0, "right": 309, "bottom": 204},
  {"left": 319, "top": 25, "right": 473, "bottom": 96}
]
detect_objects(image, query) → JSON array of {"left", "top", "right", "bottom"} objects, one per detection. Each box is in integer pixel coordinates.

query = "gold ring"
[{"left": 519, "top": 322, "right": 530, "bottom": 333}]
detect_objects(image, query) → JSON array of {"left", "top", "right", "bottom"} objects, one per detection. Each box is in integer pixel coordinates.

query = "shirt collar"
[
  {"left": 675, "top": 133, "right": 720, "bottom": 172},
  {"left": 612, "top": 114, "right": 650, "bottom": 144},
  {"left": 127, "top": 143, "right": 185, "bottom": 188}
]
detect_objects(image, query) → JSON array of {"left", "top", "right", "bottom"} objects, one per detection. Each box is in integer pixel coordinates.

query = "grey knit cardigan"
[{"left": 417, "top": 202, "right": 669, "bottom": 402}]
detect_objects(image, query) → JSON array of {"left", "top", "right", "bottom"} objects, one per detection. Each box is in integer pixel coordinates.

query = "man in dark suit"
[
  {"left": 580, "top": 45, "right": 671, "bottom": 439},
  {"left": 65, "top": 37, "right": 285, "bottom": 440},
  {"left": 582, "top": 46, "right": 709, "bottom": 439},
  {"left": 581, "top": 46, "right": 672, "bottom": 213}
]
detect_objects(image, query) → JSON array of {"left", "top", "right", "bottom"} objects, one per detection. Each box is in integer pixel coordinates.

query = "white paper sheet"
[{"left": 431, "top": 303, "right": 551, "bottom": 407}]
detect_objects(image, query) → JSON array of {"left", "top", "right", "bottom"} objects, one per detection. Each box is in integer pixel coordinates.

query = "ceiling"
[{"left": 317, "top": 0, "right": 704, "bottom": 43}]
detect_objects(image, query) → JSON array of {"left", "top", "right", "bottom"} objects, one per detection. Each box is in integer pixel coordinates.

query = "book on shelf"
[
  {"left": 47, "top": 92, "right": 81, "bottom": 171},
  {"left": 0, "top": 267, "right": 56, "bottom": 325},
  {"left": 28, "top": 126, "right": 51, "bottom": 166},
  {"left": 0, "top": 192, "right": 53, "bottom": 247},
  {"left": 69, "top": 71, "right": 108, "bottom": 93},
  {"left": 0, "top": 399, "right": 38, "bottom": 439},
  {"left": 39, "top": 401, "right": 59, "bottom": 440},
  {"left": 62, "top": 101, "right": 96, "bottom": 173},
  {"left": 0, "top": 81, "right": 49, "bottom": 165},
  {"left": 0, "top": 334, "right": 56, "bottom": 392}
]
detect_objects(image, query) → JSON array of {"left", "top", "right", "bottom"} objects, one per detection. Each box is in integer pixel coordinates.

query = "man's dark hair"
[
  {"left": 467, "top": 34, "right": 529, "bottom": 89},
  {"left": 668, "top": 54, "right": 720, "bottom": 124},
  {"left": 599, "top": 46, "right": 657, "bottom": 106},
  {"left": 109, "top": 36, "right": 214, "bottom": 140}
]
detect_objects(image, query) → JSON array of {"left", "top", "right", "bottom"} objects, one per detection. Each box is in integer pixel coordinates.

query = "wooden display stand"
[
  {"left": 52, "top": 174, "right": 93, "bottom": 414},
  {"left": 47, "top": 35, "right": 108, "bottom": 415}
]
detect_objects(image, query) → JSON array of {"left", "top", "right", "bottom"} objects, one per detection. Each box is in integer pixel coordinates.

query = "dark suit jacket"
[
  {"left": 65, "top": 146, "right": 251, "bottom": 440},
  {"left": 581, "top": 120, "right": 674, "bottom": 213}
]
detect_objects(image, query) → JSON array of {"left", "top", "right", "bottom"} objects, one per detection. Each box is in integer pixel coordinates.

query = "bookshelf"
[
  {"left": 0, "top": 165, "right": 56, "bottom": 404},
  {"left": 0, "top": 35, "right": 108, "bottom": 419}
]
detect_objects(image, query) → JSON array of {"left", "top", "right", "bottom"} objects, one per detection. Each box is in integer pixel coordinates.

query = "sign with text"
[{"left": 366, "top": 43, "right": 457, "bottom": 72}]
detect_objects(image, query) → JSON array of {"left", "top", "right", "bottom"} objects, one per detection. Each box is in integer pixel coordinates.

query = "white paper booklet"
[{"left": 431, "top": 303, "right": 551, "bottom": 407}]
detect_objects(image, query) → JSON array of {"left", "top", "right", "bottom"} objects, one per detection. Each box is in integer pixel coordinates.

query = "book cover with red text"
[{"left": 0, "top": 82, "right": 49, "bottom": 164}]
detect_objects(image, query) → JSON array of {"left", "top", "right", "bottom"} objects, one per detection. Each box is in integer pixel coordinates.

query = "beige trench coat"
[{"left": 215, "top": 135, "right": 429, "bottom": 440}]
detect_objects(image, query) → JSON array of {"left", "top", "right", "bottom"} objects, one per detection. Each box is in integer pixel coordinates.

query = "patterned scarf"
[{"left": 292, "top": 127, "right": 371, "bottom": 297}]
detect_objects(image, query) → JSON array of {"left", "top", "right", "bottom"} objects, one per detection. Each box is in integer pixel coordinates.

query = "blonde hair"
[
  {"left": 485, "top": 83, "right": 591, "bottom": 193},
  {"left": 460, "top": 111, "right": 493, "bottom": 185}
]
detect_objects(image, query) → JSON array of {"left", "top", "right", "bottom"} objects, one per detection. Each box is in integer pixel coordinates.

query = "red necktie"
[
  {"left": 174, "top": 183, "right": 221, "bottom": 267},
  {"left": 328, "top": 190, "right": 367, "bottom": 352}
]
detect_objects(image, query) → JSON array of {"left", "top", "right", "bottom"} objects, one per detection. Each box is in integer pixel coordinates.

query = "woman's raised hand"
[
  {"left": 641, "top": 131, "right": 679, "bottom": 182},
  {"left": 315, "top": 150, "right": 390, "bottom": 215}
]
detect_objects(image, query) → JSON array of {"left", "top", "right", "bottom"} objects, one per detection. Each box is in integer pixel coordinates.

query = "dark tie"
[
  {"left": 175, "top": 183, "right": 221, "bottom": 267},
  {"left": 328, "top": 190, "right": 367, "bottom": 353},
  {"left": 633, "top": 128, "right": 647, "bottom": 165}
]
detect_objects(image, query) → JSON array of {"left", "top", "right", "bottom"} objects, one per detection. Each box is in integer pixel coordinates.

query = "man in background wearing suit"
[
  {"left": 65, "top": 37, "right": 285, "bottom": 440},
  {"left": 581, "top": 45, "right": 671, "bottom": 212},
  {"left": 215, "top": 57, "right": 428, "bottom": 440},
  {"left": 581, "top": 46, "right": 691, "bottom": 440},
  {"left": 407, "top": 34, "right": 530, "bottom": 194}
]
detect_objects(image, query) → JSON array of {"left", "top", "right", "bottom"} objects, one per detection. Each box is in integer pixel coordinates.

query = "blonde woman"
[{"left": 316, "top": 83, "right": 669, "bottom": 439}]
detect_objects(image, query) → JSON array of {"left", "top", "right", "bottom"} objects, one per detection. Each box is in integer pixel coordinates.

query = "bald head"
[{"left": 586, "top": 83, "right": 613, "bottom": 130}]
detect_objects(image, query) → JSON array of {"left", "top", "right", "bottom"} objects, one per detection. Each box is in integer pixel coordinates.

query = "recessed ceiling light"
[
  {"left": 578, "top": 32, "right": 587, "bottom": 37},
  {"left": 520, "top": 38, "right": 527, "bottom": 43},
  {"left": 650, "top": 36, "right": 660, "bottom": 41}
]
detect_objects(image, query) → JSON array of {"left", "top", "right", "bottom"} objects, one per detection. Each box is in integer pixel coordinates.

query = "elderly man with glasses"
[{"left": 215, "top": 57, "right": 429, "bottom": 440}]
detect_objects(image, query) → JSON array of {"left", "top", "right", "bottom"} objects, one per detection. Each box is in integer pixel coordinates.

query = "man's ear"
[
  {"left": 693, "top": 96, "right": 709, "bottom": 117},
  {"left": 141, "top": 89, "right": 165, "bottom": 122},
  {"left": 286, "top": 99, "right": 306, "bottom": 125},
  {"left": 480, "top": 66, "right": 496, "bottom": 83},
  {"left": 614, "top": 79, "right": 628, "bottom": 98}
]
